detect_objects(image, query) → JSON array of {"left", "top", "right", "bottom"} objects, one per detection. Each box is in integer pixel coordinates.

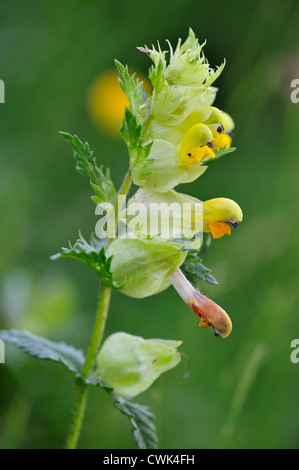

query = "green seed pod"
[{"left": 97, "top": 332, "right": 182, "bottom": 398}]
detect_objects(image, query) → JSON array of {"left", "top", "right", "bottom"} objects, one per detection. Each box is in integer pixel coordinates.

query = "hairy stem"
[
  {"left": 82, "top": 284, "right": 112, "bottom": 378},
  {"left": 64, "top": 377, "right": 87, "bottom": 449},
  {"left": 113, "top": 168, "right": 133, "bottom": 225},
  {"left": 65, "top": 169, "right": 132, "bottom": 449},
  {"left": 65, "top": 284, "right": 111, "bottom": 449}
]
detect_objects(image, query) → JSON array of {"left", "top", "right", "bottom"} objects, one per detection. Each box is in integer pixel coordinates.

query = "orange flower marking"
[{"left": 208, "top": 221, "right": 231, "bottom": 239}]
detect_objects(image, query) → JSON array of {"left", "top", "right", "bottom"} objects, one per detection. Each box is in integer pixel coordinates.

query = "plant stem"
[
  {"left": 118, "top": 168, "right": 133, "bottom": 198},
  {"left": 64, "top": 377, "right": 88, "bottom": 449},
  {"left": 65, "top": 284, "right": 111, "bottom": 449},
  {"left": 113, "top": 168, "right": 133, "bottom": 224},
  {"left": 82, "top": 284, "right": 112, "bottom": 378},
  {"left": 65, "top": 169, "right": 132, "bottom": 449}
]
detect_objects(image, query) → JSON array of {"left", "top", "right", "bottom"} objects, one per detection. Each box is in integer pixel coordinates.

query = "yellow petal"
[
  {"left": 203, "top": 198, "right": 243, "bottom": 224},
  {"left": 213, "top": 132, "right": 232, "bottom": 150},
  {"left": 179, "top": 123, "right": 213, "bottom": 165},
  {"left": 181, "top": 145, "right": 215, "bottom": 166}
]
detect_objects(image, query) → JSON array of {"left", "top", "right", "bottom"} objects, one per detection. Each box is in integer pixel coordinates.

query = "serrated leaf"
[
  {"left": 114, "top": 61, "right": 153, "bottom": 186},
  {"left": 181, "top": 251, "right": 218, "bottom": 285},
  {"left": 51, "top": 233, "right": 120, "bottom": 288},
  {"left": 60, "top": 132, "right": 116, "bottom": 205},
  {"left": 0, "top": 329, "right": 85, "bottom": 374},
  {"left": 81, "top": 372, "right": 158, "bottom": 449},
  {"left": 114, "top": 60, "right": 145, "bottom": 123},
  {"left": 120, "top": 108, "right": 153, "bottom": 186},
  {"left": 113, "top": 395, "right": 158, "bottom": 449},
  {"left": 84, "top": 373, "right": 158, "bottom": 449}
]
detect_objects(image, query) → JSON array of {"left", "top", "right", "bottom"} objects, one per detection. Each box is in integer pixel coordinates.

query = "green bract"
[
  {"left": 97, "top": 332, "right": 182, "bottom": 398},
  {"left": 107, "top": 238, "right": 186, "bottom": 298},
  {"left": 136, "top": 138, "right": 208, "bottom": 193}
]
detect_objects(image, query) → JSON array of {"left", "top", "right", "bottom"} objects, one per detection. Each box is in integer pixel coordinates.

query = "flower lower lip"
[{"left": 189, "top": 300, "right": 220, "bottom": 337}]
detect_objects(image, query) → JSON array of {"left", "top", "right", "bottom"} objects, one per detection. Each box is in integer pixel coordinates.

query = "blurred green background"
[{"left": 0, "top": 0, "right": 299, "bottom": 449}]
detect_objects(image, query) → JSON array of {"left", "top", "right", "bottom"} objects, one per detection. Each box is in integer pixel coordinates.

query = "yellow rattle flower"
[
  {"left": 203, "top": 197, "right": 243, "bottom": 238},
  {"left": 179, "top": 123, "right": 215, "bottom": 166}
]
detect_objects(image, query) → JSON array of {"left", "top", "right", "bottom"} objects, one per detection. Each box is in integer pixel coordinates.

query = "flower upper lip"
[{"left": 202, "top": 198, "right": 243, "bottom": 238}]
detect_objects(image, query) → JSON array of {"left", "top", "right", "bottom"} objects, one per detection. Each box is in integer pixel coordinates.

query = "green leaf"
[
  {"left": 90, "top": 167, "right": 116, "bottom": 205},
  {"left": 114, "top": 61, "right": 154, "bottom": 186},
  {"left": 113, "top": 395, "right": 158, "bottom": 449},
  {"left": 51, "top": 233, "right": 120, "bottom": 288},
  {"left": 120, "top": 108, "right": 153, "bottom": 186},
  {"left": 60, "top": 132, "right": 116, "bottom": 205},
  {"left": 83, "top": 375, "right": 158, "bottom": 449},
  {"left": 181, "top": 250, "right": 218, "bottom": 285},
  {"left": 114, "top": 60, "right": 145, "bottom": 123},
  {"left": 83, "top": 375, "right": 113, "bottom": 390},
  {"left": 0, "top": 329, "right": 85, "bottom": 374}
]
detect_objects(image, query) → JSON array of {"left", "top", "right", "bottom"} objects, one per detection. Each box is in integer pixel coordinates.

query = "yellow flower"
[
  {"left": 203, "top": 197, "right": 243, "bottom": 239},
  {"left": 178, "top": 123, "right": 215, "bottom": 166},
  {"left": 87, "top": 70, "right": 151, "bottom": 136},
  {"left": 212, "top": 127, "right": 232, "bottom": 150},
  {"left": 181, "top": 144, "right": 215, "bottom": 166}
]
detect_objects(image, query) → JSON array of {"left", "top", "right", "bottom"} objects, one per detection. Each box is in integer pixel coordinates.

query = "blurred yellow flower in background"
[{"left": 87, "top": 69, "right": 152, "bottom": 136}]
